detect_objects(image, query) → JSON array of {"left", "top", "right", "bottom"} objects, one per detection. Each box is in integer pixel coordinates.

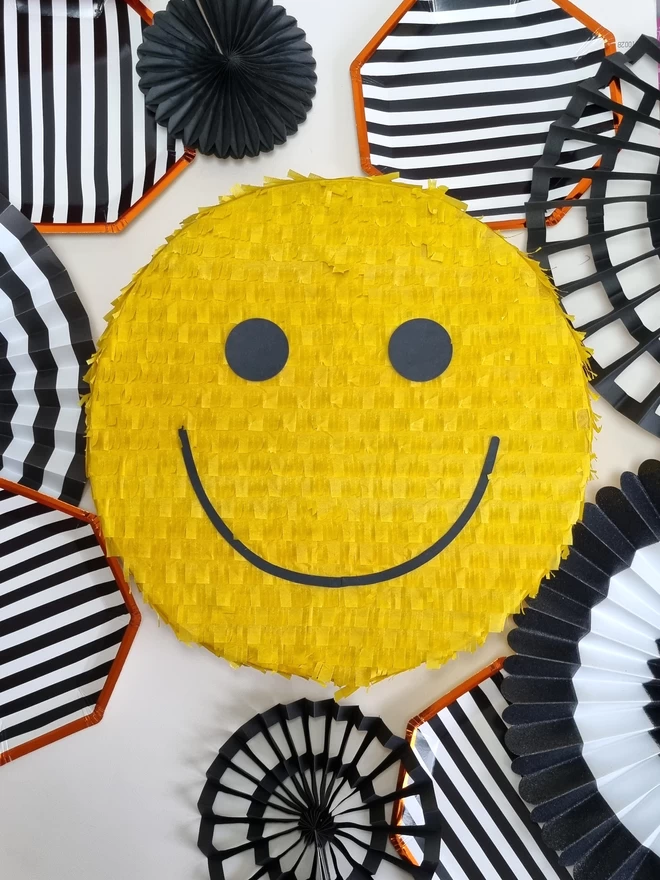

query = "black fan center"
[{"left": 298, "top": 805, "right": 336, "bottom": 846}]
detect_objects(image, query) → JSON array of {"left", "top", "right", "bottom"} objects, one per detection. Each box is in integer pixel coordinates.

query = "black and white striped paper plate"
[
  {"left": 0, "top": 195, "right": 93, "bottom": 505},
  {"left": 527, "top": 36, "right": 660, "bottom": 438},
  {"left": 503, "top": 459, "right": 660, "bottom": 880},
  {"left": 0, "top": 0, "right": 192, "bottom": 231},
  {"left": 0, "top": 479, "right": 140, "bottom": 764},
  {"left": 352, "top": 0, "right": 616, "bottom": 227},
  {"left": 394, "top": 663, "right": 572, "bottom": 880}
]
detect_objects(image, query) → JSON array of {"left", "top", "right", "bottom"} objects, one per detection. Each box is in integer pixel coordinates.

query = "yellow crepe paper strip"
[{"left": 86, "top": 174, "right": 594, "bottom": 691}]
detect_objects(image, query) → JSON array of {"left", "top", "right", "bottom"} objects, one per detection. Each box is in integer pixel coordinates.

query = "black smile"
[{"left": 179, "top": 428, "right": 499, "bottom": 588}]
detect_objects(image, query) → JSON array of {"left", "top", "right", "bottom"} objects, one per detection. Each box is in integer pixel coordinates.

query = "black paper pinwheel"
[
  {"left": 137, "top": 0, "right": 316, "bottom": 160},
  {"left": 197, "top": 699, "right": 441, "bottom": 879}
]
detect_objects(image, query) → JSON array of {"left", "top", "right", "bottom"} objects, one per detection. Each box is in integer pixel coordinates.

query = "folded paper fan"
[
  {"left": 137, "top": 0, "right": 317, "bottom": 159},
  {"left": 503, "top": 459, "right": 660, "bottom": 880},
  {"left": 0, "top": 0, "right": 193, "bottom": 232},
  {"left": 0, "top": 479, "right": 140, "bottom": 765},
  {"left": 392, "top": 661, "right": 572, "bottom": 880},
  {"left": 0, "top": 196, "right": 94, "bottom": 505},
  {"left": 527, "top": 37, "right": 660, "bottom": 437},
  {"left": 351, "top": 0, "right": 618, "bottom": 228},
  {"left": 197, "top": 698, "right": 441, "bottom": 879}
]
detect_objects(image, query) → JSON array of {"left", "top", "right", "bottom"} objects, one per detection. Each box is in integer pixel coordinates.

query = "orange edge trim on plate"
[
  {"left": 349, "top": 0, "right": 416, "bottom": 182},
  {"left": 34, "top": 0, "right": 195, "bottom": 235},
  {"left": 125, "top": 0, "right": 154, "bottom": 24},
  {"left": 349, "top": 0, "right": 621, "bottom": 231},
  {"left": 35, "top": 150, "right": 196, "bottom": 236},
  {"left": 0, "top": 477, "right": 141, "bottom": 766},
  {"left": 390, "top": 657, "right": 506, "bottom": 866}
]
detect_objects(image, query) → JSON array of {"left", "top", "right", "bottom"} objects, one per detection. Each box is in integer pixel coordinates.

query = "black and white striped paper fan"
[
  {"left": 503, "top": 459, "right": 660, "bottom": 880},
  {"left": 527, "top": 37, "right": 660, "bottom": 437},
  {"left": 0, "top": 0, "right": 193, "bottom": 231},
  {"left": 394, "top": 663, "right": 572, "bottom": 880},
  {"left": 198, "top": 699, "right": 441, "bottom": 879},
  {"left": 0, "top": 196, "right": 93, "bottom": 505},
  {"left": 352, "top": 0, "right": 616, "bottom": 227},
  {"left": 0, "top": 479, "right": 140, "bottom": 764}
]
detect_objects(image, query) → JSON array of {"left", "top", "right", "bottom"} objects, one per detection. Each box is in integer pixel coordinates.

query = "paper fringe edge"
[{"left": 84, "top": 172, "right": 597, "bottom": 694}]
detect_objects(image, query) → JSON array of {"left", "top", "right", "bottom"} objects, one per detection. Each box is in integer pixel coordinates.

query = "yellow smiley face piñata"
[{"left": 86, "top": 175, "right": 594, "bottom": 691}]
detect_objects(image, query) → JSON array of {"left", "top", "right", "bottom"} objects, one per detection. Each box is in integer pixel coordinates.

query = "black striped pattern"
[
  {"left": 357, "top": 0, "right": 614, "bottom": 224},
  {"left": 0, "top": 484, "right": 134, "bottom": 760},
  {"left": 397, "top": 672, "right": 572, "bottom": 880},
  {"left": 0, "top": 0, "right": 188, "bottom": 228},
  {"left": 0, "top": 194, "right": 93, "bottom": 504}
]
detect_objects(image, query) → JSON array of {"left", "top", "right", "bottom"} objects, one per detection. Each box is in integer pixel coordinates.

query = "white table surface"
[{"left": 1, "top": 1, "right": 659, "bottom": 878}]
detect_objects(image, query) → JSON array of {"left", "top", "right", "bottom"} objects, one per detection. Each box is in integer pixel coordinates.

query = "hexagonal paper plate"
[
  {"left": 351, "top": 0, "right": 619, "bottom": 229},
  {"left": 0, "top": 0, "right": 194, "bottom": 233},
  {"left": 0, "top": 478, "right": 140, "bottom": 764},
  {"left": 392, "top": 660, "right": 573, "bottom": 879}
]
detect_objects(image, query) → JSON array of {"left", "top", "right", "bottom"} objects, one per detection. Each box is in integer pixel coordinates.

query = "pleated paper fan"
[
  {"left": 197, "top": 699, "right": 441, "bottom": 879},
  {"left": 137, "top": 0, "right": 317, "bottom": 159},
  {"left": 502, "top": 459, "right": 660, "bottom": 880},
  {"left": 527, "top": 36, "right": 660, "bottom": 438},
  {"left": 0, "top": 196, "right": 94, "bottom": 505}
]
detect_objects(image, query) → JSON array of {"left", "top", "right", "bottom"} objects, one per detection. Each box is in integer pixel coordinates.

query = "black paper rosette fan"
[
  {"left": 527, "top": 36, "right": 660, "bottom": 438},
  {"left": 502, "top": 460, "right": 660, "bottom": 880},
  {"left": 197, "top": 699, "right": 441, "bottom": 879},
  {"left": 137, "top": 0, "right": 317, "bottom": 160}
]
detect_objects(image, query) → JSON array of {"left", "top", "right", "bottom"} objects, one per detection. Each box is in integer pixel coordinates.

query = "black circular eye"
[
  {"left": 388, "top": 319, "right": 452, "bottom": 382},
  {"left": 225, "top": 319, "right": 289, "bottom": 381}
]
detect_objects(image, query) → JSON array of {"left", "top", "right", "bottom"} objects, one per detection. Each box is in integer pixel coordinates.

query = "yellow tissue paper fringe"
[{"left": 85, "top": 173, "right": 595, "bottom": 691}]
